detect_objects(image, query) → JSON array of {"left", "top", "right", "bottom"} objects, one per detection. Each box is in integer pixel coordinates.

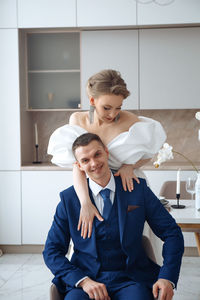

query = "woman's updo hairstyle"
[{"left": 86, "top": 69, "right": 130, "bottom": 99}]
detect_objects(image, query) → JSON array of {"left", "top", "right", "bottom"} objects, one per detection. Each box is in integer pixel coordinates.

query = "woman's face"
[{"left": 91, "top": 94, "right": 124, "bottom": 123}]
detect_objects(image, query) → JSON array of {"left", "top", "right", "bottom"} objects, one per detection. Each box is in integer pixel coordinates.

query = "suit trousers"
[{"left": 64, "top": 282, "right": 154, "bottom": 300}]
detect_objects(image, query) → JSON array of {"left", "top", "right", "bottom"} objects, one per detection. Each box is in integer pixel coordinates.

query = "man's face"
[{"left": 75, "top": 140, "right": 110, "bottom": 186}]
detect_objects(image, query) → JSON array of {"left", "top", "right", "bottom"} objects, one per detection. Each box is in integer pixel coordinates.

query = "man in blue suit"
[{"left": 43, "top": 133, "right": 184, "bottom": 300}]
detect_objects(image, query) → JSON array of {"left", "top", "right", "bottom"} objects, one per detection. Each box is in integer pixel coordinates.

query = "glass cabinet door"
[{"left": 27, "top": 32, "right": 80, "bottom": 110}]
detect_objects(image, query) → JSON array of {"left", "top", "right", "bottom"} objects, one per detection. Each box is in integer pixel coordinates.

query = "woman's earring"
[
  {"left": 115, "top": 113, "right": 120, "bottom": 123},
  {"left": 89, "top": 105, "right": 95, "bottom": 124}
]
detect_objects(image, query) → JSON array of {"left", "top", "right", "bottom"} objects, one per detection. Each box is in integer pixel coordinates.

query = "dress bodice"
[{"left": 47, "top": 116, "right": 166, "bottom": 171}]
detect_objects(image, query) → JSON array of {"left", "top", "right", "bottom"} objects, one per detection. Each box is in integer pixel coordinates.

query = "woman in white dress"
[{"left": 48, "top": 69, "right": 166, "bottom": 239}]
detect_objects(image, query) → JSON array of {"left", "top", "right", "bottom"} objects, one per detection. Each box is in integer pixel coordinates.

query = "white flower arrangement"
[
  {"left": 153, "top": 143, "right": 173, "bottom": 168},
  {"left": 154, "top": 143, "right": 199, "bottom": 173}
]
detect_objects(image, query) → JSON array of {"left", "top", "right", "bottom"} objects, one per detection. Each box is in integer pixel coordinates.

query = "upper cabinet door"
[
  {"left": 0, "top": 29, "right": 20, "bottom": 170},
  {"left": 26, "top": 32, "right": 80, "bottom": 110},
  {"left": 139, "top": 28, "right": 200, "bottom": 109},
  {"left": 138, "top": 0, "right": 200, "bottom": 25},
  {"left": 18, "top": 0, "right": 76, "bottom": 28},
  {"left": 0, "top": 0, "right": 17, "bottom": 28},
  {"left": 81, "top": 30, "right": 139, "bottom": 110},
  {"left": 77, "top": 0, "right": 136, "bottom": 27}
]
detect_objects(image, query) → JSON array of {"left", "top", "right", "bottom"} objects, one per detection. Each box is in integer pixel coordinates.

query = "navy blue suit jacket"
[{"left": 43, "top": 177, "right": 184, "bottom": 294}]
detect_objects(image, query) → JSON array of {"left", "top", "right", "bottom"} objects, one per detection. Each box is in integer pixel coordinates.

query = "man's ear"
[{"left": 75, "top": 160, "right": 84, "bottom": 172}]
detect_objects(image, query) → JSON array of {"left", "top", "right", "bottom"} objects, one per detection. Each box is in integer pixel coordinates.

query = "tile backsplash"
[{"left": 138, "top": 109, "right": 200, "bottom": 164}]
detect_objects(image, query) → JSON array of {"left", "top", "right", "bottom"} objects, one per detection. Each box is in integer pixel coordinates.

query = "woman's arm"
[
  {"left": 131, "top": 158, "right": 151, "bottom": 169},
  {"left": 73, "top": 164, "right": 103, "bottom": 238},
  {"left": 114, "top": 158, "right": 151, "bottom": 192},
  {"left": 70, "top": 112, "right": 103, "bottom": 238}
]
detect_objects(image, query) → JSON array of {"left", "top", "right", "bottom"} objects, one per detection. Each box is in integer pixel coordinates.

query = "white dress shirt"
[{"left": 89, "top": 172, "right": 115, "bottom": 215}]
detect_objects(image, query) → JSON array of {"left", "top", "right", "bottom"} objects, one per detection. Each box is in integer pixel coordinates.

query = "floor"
[{"left": 0, "top": 254, "right": 199, "bottom": 300}]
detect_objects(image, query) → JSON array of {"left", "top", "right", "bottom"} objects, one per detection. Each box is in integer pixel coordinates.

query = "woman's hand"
[
  {"left": 78, "top": 201, "right": 103, "bottom": 239},
  {"left": 114, "top": 164, "right": 140, "bottom": 192}
]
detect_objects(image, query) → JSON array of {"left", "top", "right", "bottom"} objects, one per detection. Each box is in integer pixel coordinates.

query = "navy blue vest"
[
  {"left": 95, "top": 197, "right": 127, "bottom": 272},
  {"left": 93, "top": 195, "right": 136, "bottom": 291}
]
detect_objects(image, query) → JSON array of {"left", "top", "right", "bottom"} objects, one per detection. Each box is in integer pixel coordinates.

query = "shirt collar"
[{"left": 89, "top": 172, "right": 116, "bottom": 197}]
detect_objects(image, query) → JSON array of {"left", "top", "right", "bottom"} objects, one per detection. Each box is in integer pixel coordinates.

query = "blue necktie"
[{"left": 100, "top": 188, "right": 112, "bottom": 220}]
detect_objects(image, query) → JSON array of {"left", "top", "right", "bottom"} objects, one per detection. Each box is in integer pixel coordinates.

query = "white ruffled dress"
[{"left": 47, "top": 116, "right": 166, "bottom": 177}]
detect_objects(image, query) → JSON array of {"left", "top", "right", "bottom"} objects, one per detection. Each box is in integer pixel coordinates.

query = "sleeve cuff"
[
  {"left": 168, "top": 280, "right": 175, "bottom": 289},
  {"left": 75, "top": 276, "right": 89, "bottom": 287}
]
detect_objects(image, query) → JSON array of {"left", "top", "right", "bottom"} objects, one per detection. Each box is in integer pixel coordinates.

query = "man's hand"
[
  {"left": 153, "top": 279, "right": 174, "bottom": 300},
  {"left": 78, "top": 277, "right": 111, "bottom": 300}
]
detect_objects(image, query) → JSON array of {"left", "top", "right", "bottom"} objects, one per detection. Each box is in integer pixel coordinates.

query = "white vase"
[{"left": 195, "top": 173, "right": 200, "bottom": 210}]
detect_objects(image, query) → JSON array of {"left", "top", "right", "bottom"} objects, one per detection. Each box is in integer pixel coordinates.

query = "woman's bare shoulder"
[
  {"left": 120, "top": 111, "right": 140, "bottom": 126},
  {"left": 69, "top": 111, "right": 88, "bottom": 126}
]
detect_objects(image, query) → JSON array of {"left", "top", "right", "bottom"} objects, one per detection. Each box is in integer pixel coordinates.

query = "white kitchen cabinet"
[
  {"left": 81, "top": 30, "right": 139, "bottom": 110},
  {"left": 0, "top": 171, "right": 21, "bottom": 244},
  {"left": 77, "top": 0, "right": 136, "bottom": 27},
  {"left": 18, "top": 0, "right": 76, "bottom": 28},
  {"left": 138, "top": 0, "right": 200, "bottom": 26},
  {"left": 143, "top": 169, "right": 197, "bottom": 247},
  {"left": 0, "top": 29, "right": 20, "bottom": 170},
  {"left": 0, "top": 0, "right": 17, "bottom": 28},
  {"left": 139, "top": 28, "right": 200, "bottom": 109},
  {"left": 22, "top": 171, "right": 73, "bottom": 244}
]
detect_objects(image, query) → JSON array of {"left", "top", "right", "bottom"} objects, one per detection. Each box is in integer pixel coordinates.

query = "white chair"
[{"left": 159, "top": 180, "right": 190, "bottom": 200}]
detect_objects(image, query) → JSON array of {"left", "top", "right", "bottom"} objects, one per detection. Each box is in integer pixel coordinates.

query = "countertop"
[
  {"left": 21, "top": 161, "right": 200, "bottom": 171},
  {"left": 21, "top": 163, "right": 71, "bottom": 171}
]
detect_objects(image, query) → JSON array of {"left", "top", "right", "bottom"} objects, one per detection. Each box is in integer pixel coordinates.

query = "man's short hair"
[{"left": 72, "top": 133, "right": 106, "bottom": 158}]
